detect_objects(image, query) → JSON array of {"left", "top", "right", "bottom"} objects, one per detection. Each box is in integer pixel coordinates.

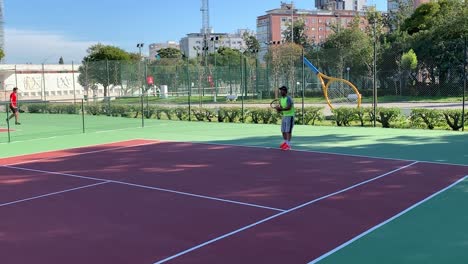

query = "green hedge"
[
  {"left": 410, "top": 109, "right": 445, "bottom": 130},
  {"left": 19, "top": 102, "right": 468, "bottom": 131},
  {"left": 331, "top": 107, "right": 356, "bottom": 126},
  {"left": 442, "top": 109, "right": 468, "bottom": 131},
  {"left": 296, "top": 107, "right": 324, "bottom": 125},
  {"left": 23, "top": 103, "right": 80, "bottom": 114}
]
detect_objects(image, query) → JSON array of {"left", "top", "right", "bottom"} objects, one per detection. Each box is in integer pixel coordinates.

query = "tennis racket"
[
  {"left": 270, "top": 99, "right": 280, "bottom": 109},
  {"left": 303, "top": 56, "right": 361, "bottom": 109}
]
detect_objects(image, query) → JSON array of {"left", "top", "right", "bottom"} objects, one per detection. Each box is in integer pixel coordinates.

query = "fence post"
[
  {"left": 140, "top": 95, "right": 144, "bottom": 128},
  {"left": 81, "top": 99, "right": 85, "bottom": 133},
  {"left": 145, "top": 62, "right": 148, "bottom": 96},
  {"left": 42, "top": 63, "right": 46, "bottom": 101},
  {"left": 72, "top": 61, "right": 76, "bottom": 104},
  {"left": 186, "top": 58, "right": 191, "bottom": 121},
  {"left": 255, "top": 55, "right": 259, "bottom": 97},
  {"left": 302, "top": 50, "right": 305, "bottom": 125},
  {"left": 244, "top": 57, "right": 248, "bottom": 98},
  {"left": 106, "top": 59, "right": 110, "bottom": 97},
  {"left": 241, "top": 55, "right": 245, "bottom": 123},
  {"left": 266, "top": 61, "right": 270, "bottom": 97},
  {"left": 228, "top": 62, "right": 232, "bottom": 95},
  {"left": 6, "top": 103, "right": 11, "bottom": 143},
  {"left": 146, "top": 93, "right": 149, "bottom": 118},
  {"left": 463, "top": 35, "right": 466, "bottom": 132}
]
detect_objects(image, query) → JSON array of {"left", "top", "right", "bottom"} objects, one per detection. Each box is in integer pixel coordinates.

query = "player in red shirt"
[{"left": 7, "top": 87, "right": 20, "bottom": 125}]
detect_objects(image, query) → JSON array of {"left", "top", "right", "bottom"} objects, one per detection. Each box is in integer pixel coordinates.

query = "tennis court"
[{"left": 1, "top": 122, "right": 467, "bottom": 264}]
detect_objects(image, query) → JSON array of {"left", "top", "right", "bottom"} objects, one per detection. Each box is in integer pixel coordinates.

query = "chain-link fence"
[{"left": 0, "top": 39, "right": 466, "bottom": 142}]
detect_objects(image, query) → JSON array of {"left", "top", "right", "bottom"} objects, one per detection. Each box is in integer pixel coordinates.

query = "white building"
[
  {"left": 315, "top": 0, "right": 368, "bottom": 11},
  {"left": 0, "top": 64, "right": 122, "bottom": 101},
  {"left": 148, "top": 41, "right": 180, "bottom": 61},
  {"left": 388, "top": 0, "right": 429, "bottom": 13},
  {"left": 180, "top": 29, "right": 250, "bottom": 59}
]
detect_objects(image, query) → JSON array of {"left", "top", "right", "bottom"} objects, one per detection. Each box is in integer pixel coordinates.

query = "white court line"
[
  {"left": 0, "top": 124, "right": 159, "bottom": 145},
  {"left": 0, "top": 181, "right": 110, "bottom": 208},
  {"left": 152, "top": 161, "right": 419, "bottom": 264},
  {"left": 4, "top": 140, "right": 159, "bottom": 166},
  {"left": 307, "top": 174, "right": 468, "bottom": 264},
  {"left": 112, "top": 181, "right": 285, "bottom": 212},
  {"left": 146, "top": 138, "right": 468, "bottom": 168},
  {"left": 2, "top": 165, "right": 285, "bottom": 212}
]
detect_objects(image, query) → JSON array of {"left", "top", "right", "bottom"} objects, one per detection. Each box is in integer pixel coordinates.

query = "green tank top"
[{"left": 280, "top": 96, "right": 295, "bottom": 116}]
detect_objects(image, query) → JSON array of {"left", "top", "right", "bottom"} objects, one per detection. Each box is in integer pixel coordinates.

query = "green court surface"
[{"left": 1, "top": 114, "right": 467, "bottom": 263}]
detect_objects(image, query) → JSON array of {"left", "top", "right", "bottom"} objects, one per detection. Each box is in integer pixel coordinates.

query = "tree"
[
  {"left": 243, "top": 32, "right": 260, "bottom": 57},
  {"left": 216, "top": 47, "right": 243, "bottom": 66},
  {"left": 0, "top": 49, "right": 4, "bottom": 61},
  {"left": 265, "top": 43, "right": 303, "bottom": 97},
  {"left": 400, "top": 49, "right": 418, "bottom": 90},
  {"left": 401, "top": 0, "right": 467, "bottom": 95},
  {"left": 128, "top": 52, "right": 141, "bottom": 61},
  {"left": 379, "top": 30, "right": 411, "bottom": 94},
  {"left": 388, "top": 0, "right": 415, "bottom": 32},
  {"left": 401, "top": 2, "right": 441, "bottom": 35},
  {"left": 59, "top": 57, "right": 64, "bottom": 64},
  {"left": 83, "top": 43, "right": 131, "bottom": 61},
  {"left": 157, "top": 48, "right": 182, "bottom": 59},
  {"left": 282, "top": 17, "right": 309, "bottom": 47},
  {"left": 78, "top": 44, "right": 133, "bottom": 97},
  {"left": 319, "top": 18, "right": 373, "bottom": 90},
  {"left": 401, "top": 49, "right": 418, "bottom": 70}
]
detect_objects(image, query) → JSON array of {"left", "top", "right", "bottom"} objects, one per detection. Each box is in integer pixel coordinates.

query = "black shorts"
[{"left": 9, "top": 105, "right": 18, "bottom": 113}]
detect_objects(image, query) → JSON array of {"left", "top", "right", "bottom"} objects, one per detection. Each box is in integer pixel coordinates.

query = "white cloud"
[{"left": 4, "top": 28, "right": 101, "bottom": 64}]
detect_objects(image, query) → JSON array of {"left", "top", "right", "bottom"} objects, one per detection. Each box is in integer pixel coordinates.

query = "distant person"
[
  {"left": 7, "top": 87, "right": 20, "bottom": 125},
  {"left": 275, "top": 86, "right": 294, "bottom": 150},
  {"left": 156, "top": 87, "right": 161, "bottom": 98}
]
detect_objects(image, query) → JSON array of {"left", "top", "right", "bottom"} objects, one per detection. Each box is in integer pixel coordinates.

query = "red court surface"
[{"left": 1, "top": 139, "right": 467, "bottom": 264}]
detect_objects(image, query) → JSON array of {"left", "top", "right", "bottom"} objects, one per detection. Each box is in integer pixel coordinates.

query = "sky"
[{"left": 3, "top": 0, "right": 387, "bottom": 64}]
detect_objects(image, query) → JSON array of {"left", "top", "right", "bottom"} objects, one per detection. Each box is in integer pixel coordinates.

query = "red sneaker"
[
  {"left": 280, "top": 142, "right": 287, "bottom": 149},
  {"left": 281, "top": 143, "right": 291, "bottom": 151}
]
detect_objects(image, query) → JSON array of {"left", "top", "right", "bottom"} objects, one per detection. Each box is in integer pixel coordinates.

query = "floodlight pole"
[
  {"left": 372, "top": 18, "right": 377, "bottom": 127},
  {"left": 137, "top": 43, "right": 144, "bottom": 95}
]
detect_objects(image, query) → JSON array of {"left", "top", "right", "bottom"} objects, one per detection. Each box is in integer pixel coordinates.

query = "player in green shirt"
[{"left": 275, "top": 86, "right": 295, "bottom": 151}]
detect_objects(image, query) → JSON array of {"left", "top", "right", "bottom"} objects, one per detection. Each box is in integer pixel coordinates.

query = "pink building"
[
  {"left": 257, "top": 3, "right": 369, "bottom": 59},
  {"left": 413, "top": 0, "right": 430, "bottom": 9}
]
